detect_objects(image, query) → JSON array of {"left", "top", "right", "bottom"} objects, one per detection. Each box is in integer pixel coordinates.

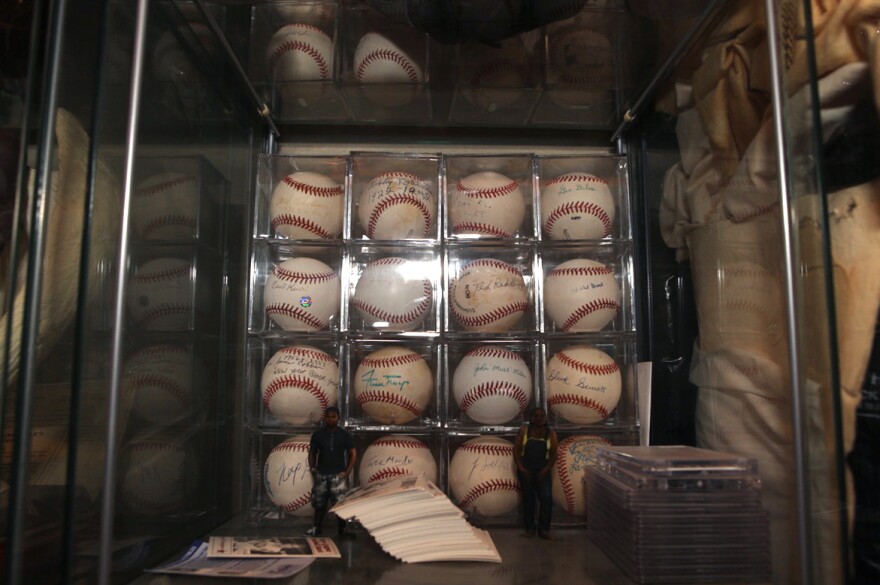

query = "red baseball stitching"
[
  {"left": 271, "top": 213, "right": 334, "bottom": 239},
  {"left": 729, "top": 202, "right": 778, "bottom": 223},
  {"left": 356, "top": 390, "right": 422, "bottom": 416},
  {"left": 554, "top": 435, "right": 610, "bottom": 513},
  {"left": 458, "top": 442, "right": 512, "bottom": 456},
  {"left": 282, "top": 493, "right": 312, "bottom": 512},
  {"left": 273, "top": 266, "right": 337, "bottom": 283},
  {"left": 452, "top": 222, "right": 512, "bottom": 238},
  {"left": 456, "top": 179, "right": 519, "bottom": 199},
  {"left": 459, "top": 382, "right": 529, "bottom": 414},
  {"left": 464, "top": 347, "right": 520, "bottom": 361},
  {"left": 273, "top": 441, "right": 309, "bottom": 453},
  {"left": 371, "top": 438, "right": 427, "bottom": 449},
  {"left": 131, "top": 441, "right": 183, "bottom": 453},
  {"left": 359, "top": 352, "right": 423, "bottom": 368},
  {"left": 135, "top": 264, "right": 190, "bottom": 283},
  {"left": 269, "top": 31, "right": 331, "bottom": 79},
  {"left": 549, "top": 29, "right": 613, "bottom": 85},
  {"left": 140, "top": 304, "right": 190, "bottom": 326},
  {"left": 263, "top": 375, "right": 329, "bottom": 410},
  {"left": 368, "top": 194, "right": 432, "bottom": 239},
  {"left": 453, "top": 302, "right": 528, "bottom": 329},
  {"left": 544, "top": 201, "right": 611, "bottom": 238},
  {"left": 556, "top": 352, "right": 619, "bottom": 376},
  {"left": 549, "top": 264, "right": 612, "bottom": 278},
  {"left": 459, "top": 479, "right": 521, "bottom": 508},
  {"left": 352, "top": 292, "right": 430, "bottom": 325},
  {"left": 281, "top": 175, "right": 341, "bottom": 197},
  {"left": 357, "top": 49, "right": 420, "bottom": 82},
  {"left": 131, "top": 374, "right": 189, "bottom": 406},
  {"left": 135, "top": 175, "right": 195, "bottom": 197},
  {"left": 134, "top": 345, "right": 187, "bottom": 358},
  {"left": 463, "top": 259, "right": 522, "bottom": 277},
  {"left": 368, "top": 467, "right": 413, "bottom": 482},
  {"left": 266, "top": 304, "right": 327, "bottom": 330},
  {"left": 373, "top": 171, "right": 421, "bottom": 182},
  {"left": 142, "top": 214, "right": 197, "bottom": 237},
  {"left": 547, "top": 393, "right": 609, "bottom": 418},
  {"left": 546, "top": 174, "right": 608, "bottom": 186},
  {"left": 561, "top": 299, "right": 620, "bottom": 331},
  {"left": 366, "top": 257, "right": 407, "bottom": 267},
  {"left": 726, "top": 299, "right": 770, "bottom": 321},
  {"left": 278, "top": 347, "right": 335, "bottom": 363}
]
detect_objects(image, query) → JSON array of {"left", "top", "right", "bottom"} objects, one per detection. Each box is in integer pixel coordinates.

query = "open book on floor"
[{"left": 207, "top": 536, "right": 341, "bottom": 559}]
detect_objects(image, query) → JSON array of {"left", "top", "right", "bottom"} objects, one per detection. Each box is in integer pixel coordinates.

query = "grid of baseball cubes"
[{"left": 247, "top": 152, "right": 639, "bottom": 527}]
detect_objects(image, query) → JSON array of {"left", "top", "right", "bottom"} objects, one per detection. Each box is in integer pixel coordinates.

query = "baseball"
[
  {"left": 449, "top": 258, "right": 528, "bottom": 333},
  {"left": 127, "top": 257, "right": 194, "bottom": 330},
  {"left": 544, "top": 258, "right": 620, "bottom": 332},
  {"left": 263, "top": 435, "right": 313, "bottom": 516},
  {"left": 120, "top": 436, "right": 198, "bottom": 515},
  {"left": 546, "top": 345, "right": 622, "bottom": 424},
  {"left": 353, "top": 32, "right": 424, "bottom": 107},
  {"left": 261, "top": 346, "right": 339, "bottom": 425},
  {"left": 541, "top": 172, "right": 615, "bottom": 240},
  {"left": 264, "top": 257, "right": 340, "bottom": 331},
  {"left": 353, "top": 346, "right": 433, "bottom": 424},
  {"left": 552, "top": 435, "right": 612, "bottom": 516},
  {"left": 358, "top": 434, "right": 438, "bottom": 485},
  {"left": 546, "top": 26, "right": 614, "bottom": 109},
  {"left": 352, "top": 257, "right": 433, "bottom": 331},
  {"left": 132, "top": 172, "right": 199, "bottom": 240},
  {"left": 449, "top": 171, "right": 526, "bottom": 238},
  {"left": 269, "top": 171, "right": 343, "bottom": 240},
  {"left": 266, "top": 24, "right": 333, "bottom": 82},
  {"left": 462, "top": 39, "right": 530, "bottom": 111},
  {"left": 452, "top": 346, "right": 533, "bottom": 425},
  {"left": 448, "top": 436, "right": 520, "bottom": 517},
  {"left": 357, "top": 172, "right": 436, "bottom": 240},
  {"left": 273, "top": 2, "right": 334, "bottom": 25},
  {"left": 122, "top": 344, "right": 196, "bottom": 425}
]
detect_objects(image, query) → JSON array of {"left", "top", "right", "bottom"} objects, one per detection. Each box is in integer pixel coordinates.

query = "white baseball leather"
[
  {"left": 449, "top": 258, "right": 528, "bottom": 332},
  {"left": 264, "top": 257, "right": 340, "bottom": 331},
  {"left": 449, "top": 436, "right": 520, "bottom": 517},
  {"left": 132, "top": 172, "right": 198, "bottom": 239},
  {"left": 541, "top": 172, "right": 615, "bottom": 240},
  {"left": 449, "top": 171, "right": 526, "bottom": 238},
  {"left": 552, "top": 435, "right": 611, "bottom": 516},
  {"left": 452, "top": 346, "right": 533, "bottom": 425},
  {"left": 358, "top": 434, "right": 438, "bottom": 484},
  {"left": 269, "top": 171, "right": 343, "bottom": 240},
  {"left": 544, "top": 258, "right": 620, "bottom": 332},
  {"left": 266, "top": 24, "right": 333, "bottom": 82},
  {"left": 261, "top": 345, "right": 339, "bottom": 425},
  {"left": 263, "top": 435, "right": 313, "bottom": 516},
  {"left": 546, "top": 345, "right": 622, "bottom": 424},
  {"left": 127, "top": 257, "right": 194, "bottom": 331},
  {"left": 352, "top": 257, "right": 433, "bottom": 331},
  {"left": 353, "top": 346, "right": 433, "bottom": 424},
  {"left": 358, "top": 171, "right": 436, "bottom": 240}
]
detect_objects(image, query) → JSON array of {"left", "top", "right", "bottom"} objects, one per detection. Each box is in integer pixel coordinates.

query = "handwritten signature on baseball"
[{"left": 360, "top": 369, "right": 410, "bottom": 391}]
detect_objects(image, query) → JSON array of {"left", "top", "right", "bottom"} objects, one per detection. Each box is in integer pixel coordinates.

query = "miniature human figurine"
[
  {"left": 514, "top": 407, "right": 559, "bottom": 539},
  {"left": 306, "top": 406, "right": 357, "bottom": 539}
]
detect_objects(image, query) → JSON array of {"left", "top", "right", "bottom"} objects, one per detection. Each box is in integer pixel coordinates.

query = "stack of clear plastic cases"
[
  {"left": 586, "top": 446, "right": 772, "bottom": 583},
  {"left": 247, "top": 151, "right": 637, "bottom": 527},
  {"left": 247, "top": 1, "right": 631, "bottom": 128}
]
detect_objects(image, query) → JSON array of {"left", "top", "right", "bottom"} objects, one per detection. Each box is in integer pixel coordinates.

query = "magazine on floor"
[
  {"left": 207, "top": 536, "right": 341, "bottom": 559},
  {"left": 146, "top": 540, "right": 314, "bottom": 579}
]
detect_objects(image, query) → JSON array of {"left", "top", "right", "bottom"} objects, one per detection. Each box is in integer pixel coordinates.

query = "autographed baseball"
[
  {"left": 354, "top": 346, "right": 433, "bottom": 424},
  {"left": 266, "top": 24, "right": 333, "bottom": 82},
  {"left": 269, "top": 171, "right": 343, "bottom": 239},
  {"left": 354, "top": 32, "right": 423, "bottom": 106},
  {"left": 358, "top": 435, "right": 438, "bottom": 484},
  {"left": 547, "top": 26, "right": 615, "bottom": 108},
  {"left": 120, "top": 436, "right": 198, "bottom": 515},
  {"left": 264, "top": 257, "right": 340, "bottom": 331},
  {"left": 263, "top": 435, "right": 313, "bottom": 516},
  {"left": 132, "top": 172, "right": 199, "bottom": 239},
  {"left": 352, "top": 257, "right": 433, "bottom": 331},
  {"left": 546, "top": 345, "right": 622, "bottom": 424},
  {"left": 357, "top": 172, "right": 436, "bottom": 240},
  {"left": 122, "top": 344, "right": 196, "bottom": 425},
  {"left": 462, "top": 39, "right": 530, "bottom": 111},
  {"left": 552, "top": 435, "right": 612, "bottom": 516},
  {"left": 449, "top": 436, "right": 520, "bottom": 517},
  {"left": 541, "top": 172, "right": 615, "bottom": 240},
  {"left": 449, "top": 258, "right": 528, "bottom": 333},
  {"left": 452, "top": 346, "right": 533, "bottom": 425},
  {"left": 449, "top": 172, "right": 526, "bottom": 238},
  {"left": 261, "top": 346, "right": 339, "bottom": 425},
  {"left": 127, "top": 257, "right": 194, "bottom": 330},
  {"left": 544, "top": 258, "right": 620, "bottom": 332}
]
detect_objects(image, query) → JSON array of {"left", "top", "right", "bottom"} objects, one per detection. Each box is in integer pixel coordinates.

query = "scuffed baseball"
[
  {"left": 120, "top": 435, "right": 198, "bottom": 515},
  {"left": 544, "top": 258, "right": 620, "bottom": 332},
  {"left": 269, "top": 171, "right": 343, "bottom": 240},
  {"left": 448, "top": 436, "right": 520, "bottom": 517},
  {"left": 266, "top": 24, "right": 333, "bottom": 82},
  {"left": 263, "top": 435, "right": 313, "bottom": 516},
  {"left": 353, "top": 31, "right": 424, "bottom": 107},
  {"left": 264, "top": 257, "right": 340, "bottom": 331},
  {"left": 462, "top": 39, "right": 530, "bottom": 111},
  {"left": 449, "top": 258, "right": 528, "bottom": 332},
  {"left": 547, "top": 26, "right": 615, "bottom": 108},
  {"left": 358, "top": 434, "right": 438, "bottom": 485},
  {"left": 552, "top": 435, "right": 612, "bottom": 516},
  {"left": 127, "top": 257, "right": 194, "bottom": 330},
  {"left": 357, "top": 172, "right": 436, "bottom": 240},
  {"left": 452, "top": 346, "right": 532, "bottom": 425},
  {"left": 132, "top": 172, "right": 199, "bottom": 239},
  {"left": 546, "top": 345, "right": 621, "bottom": 424},
  {"left": 541, "top": 172, "right": 615, "bottom": 240},
  {"left": 261, "top": 346, "right": 339, "bottom": 425},
  {"left": 352, "top": 257, "right": 433, "bottom": 331},
  {"left": 449, "top": 171, "right": 526, "bottom": 238},
  {"left": 354, "top": 346, "right": 433, "bottom": 424},
  {"left": 122, "top": 344, "right": 197, "bottom": 425}
]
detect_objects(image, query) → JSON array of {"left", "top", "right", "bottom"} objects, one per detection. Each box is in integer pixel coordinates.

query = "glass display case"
[{"left": 2, "top": 0, "right": 875, "bottom": 584}]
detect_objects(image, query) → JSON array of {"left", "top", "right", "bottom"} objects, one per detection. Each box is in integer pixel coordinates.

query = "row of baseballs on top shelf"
[
  {"left": 260, "top": 432, "right": 624, "bottom": 520},
  {"left": 258, "top": 342, "right": 632, "bottom": 429},
  {"left": 260, "top": 161, "right": 625, "bottom": 242}
]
